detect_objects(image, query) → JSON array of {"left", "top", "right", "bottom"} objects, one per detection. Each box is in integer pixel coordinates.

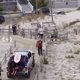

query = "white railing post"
[
  {"left": 17, "top": 1, "right": 22, "bottom": 11},
  {"left": 14, "top": 40, "right": 16, "bottom": 48},
  {"left": 28, "top": 2, "right": 33, "bottom": 11}
]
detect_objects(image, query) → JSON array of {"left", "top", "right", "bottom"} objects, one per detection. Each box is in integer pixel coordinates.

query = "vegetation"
[
  {"left": 30, "top": 0, "right": 48, "bottom": 9},
  {"left": 68, "top": 49, "right": 73, "bottom": 53},
  {"left": 0, "top": 6, "right": 4, "bottom": 11},
  {"left": 77, "top": 7, "right": 80, "bottom": 10},
  {"left": 37, "top": 0, "right": 48, "bottom": 8},
  {"left": 74, "top": 49, "right": 80, "bottom": 54},
  {"left": 65, "top": 55, "right": 74, "bottom": 59},
  {"left": 30, "top": 0, "right": 36, "bottom": 9},
  {"left": 43, "top": 57, "right": 48, "bottom": 64}
]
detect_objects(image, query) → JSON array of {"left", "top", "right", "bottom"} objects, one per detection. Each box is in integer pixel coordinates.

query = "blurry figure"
[
  {"left": 51, "top": 29, "right": 58, "bottom": 41},
  {"left": 17, "top": 24, "right": 21, "bottom": 35},
  {"left": 36, "top": 39, "right": 43, "bottom": 56},
  {"left": 44, "top": 27, "right": 48, "bottom": 41},
  {"left": 66, "top": 2, "right": 68, "bottom": 5},
  {"left": 37, "top": 23, "right": 41, "bottom": 28},
  {"left": 30, "top": 30, "right": 32, "bottom": 39},
  {"left": 54, "top": 29, "right": 58, "bottom": 41},
  {"left": 21, "top": 28, "right": 25, "bottom": 38},
  {"left": 44, "top": 27, "right": 48, "bottom": 34},
  {"left": 12, "top": 24, "right": 17, "bottom": 35},
  {"left": 35, "top": 23, "right": 41, "bottom": 38},
  {"left": 74, "top": 28, "right": 77, "bottom": 35},
  {"left": 38, "top": 26, "right": 44, "bottom": 39},
  {"left": 35, "top": 28, "right": 38, "bottom": 39},
  {"left": 51, "top": 33, "right": 54, "bottom": 41}
]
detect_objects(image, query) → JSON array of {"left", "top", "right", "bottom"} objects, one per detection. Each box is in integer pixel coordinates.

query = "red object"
[{"left": 36, "top": 40, "right": 42, "bottom": 48}]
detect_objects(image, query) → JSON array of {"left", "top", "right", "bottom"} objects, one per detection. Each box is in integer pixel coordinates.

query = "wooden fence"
[{"left": 0, "top": 28, "right": 69, "bottom": 42}]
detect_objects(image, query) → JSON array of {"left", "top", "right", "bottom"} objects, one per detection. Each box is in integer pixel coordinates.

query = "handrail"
[
  {"left": 1, "top": 50, "right": 10, "bottom": 66},
  {"left": 1, "top": 41, "right": 17, "bottom": 66},
  {"left": 28, "top": 2, "right": 33, "bottom": 11},
  {"left": 17, "top": 2, "right": 22, "bottom": 11}
]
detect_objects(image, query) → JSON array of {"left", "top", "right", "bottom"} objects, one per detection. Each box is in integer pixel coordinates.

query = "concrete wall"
[
  {"left": 0, "top": 0, "right": 29, "bottom": 11},
  {"left": 18, "top": 0, "right": 28, "bottom": 4},
  {"left": 0, "top": 2, "right": 17, "bottom": 11},
  {"left": 48, "top": 0, "right": 78, "bottom": 8},
  {"left": 0, "top": 0, "right": 3, "bottom": 2},
  {"left": 55, "top": 1, "right": 78, "bottom": 8},
  {"left": 78, "top": 0, "right": 80, "bottom": 7}
]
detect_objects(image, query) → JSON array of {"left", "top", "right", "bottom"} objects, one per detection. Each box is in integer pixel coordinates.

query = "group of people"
[
  {"left": 35, "top": 23, "right": 44, "bottom": 56},
  {"left": 12, "top": 24, "right": 25, "bottom": 37},
  {"left": 35, "top": 23, "right": 44, "bottom": 39},
  {"left": 12, "top": 23, "right": 58, "bottom": 56},
  {"left": 36, "top": 23, "right": 58, "bottom": 56}
]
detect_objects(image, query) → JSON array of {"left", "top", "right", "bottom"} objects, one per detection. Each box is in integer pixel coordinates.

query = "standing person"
[
  {"left": 54, "top": 29, "right": 58, "bottom": 41},
  {"left": 37, "top": 23, "right": 41, "bottom": 28},
  {"left": 21, "top": 28, "right": 25, "bottom": 38},
  {"left": 36, "top": 39, "right": 43, "bottom": 56},
  {"left": 36, "top": 23, "right": 41, "bottom": 38},
  {"left": 12, "top": 24, "right": 17, "bottom": 35},
  {"left": 44, "top": 27, "right": 48, "bottom": 41},
  {"left": 38, "top": 26, "right": 44, "bottom": 39},
  {"left": 35, "top": 28, "right": 38, "bottom": 39},
  {"left": 17, "top": 24, "right": 21, "bottom": 35},
  {"left": 74, "top": 28, "right": 77, "bottom": 35},
  {"left": 50, "top": 29, "right": 58, "bottom": 41},
  {"left": 50, "top": 29, "right": 55, "bottom": 41},
  {"left": 51, "top": 33, "right": 54, "bottom": 41}
]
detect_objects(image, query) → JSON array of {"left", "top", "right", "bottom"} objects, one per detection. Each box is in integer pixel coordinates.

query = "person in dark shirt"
[{"left": 12, "top": 24, "right": 17, "bottom": 35}]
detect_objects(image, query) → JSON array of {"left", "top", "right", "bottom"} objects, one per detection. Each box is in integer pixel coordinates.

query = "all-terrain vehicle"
[{"left": 7, "top": 51, "right": 35, "bottom": 78}]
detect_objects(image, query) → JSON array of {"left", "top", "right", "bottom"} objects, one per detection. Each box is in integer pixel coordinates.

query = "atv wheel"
[{"left": 7, "top": 72, "right": 12, "bottom": 78}]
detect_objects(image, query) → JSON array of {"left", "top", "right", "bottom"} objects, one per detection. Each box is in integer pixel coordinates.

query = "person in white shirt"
[{"left": 38, "top": 27, "right": 44, "bottom": 39}]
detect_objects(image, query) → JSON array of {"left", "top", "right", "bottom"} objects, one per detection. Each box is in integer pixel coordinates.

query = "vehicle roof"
[{"left": 13, "top": 51, "right": 31, "bottom": 57}]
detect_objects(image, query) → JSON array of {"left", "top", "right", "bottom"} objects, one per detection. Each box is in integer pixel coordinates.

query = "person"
[
  {"left": 54, "top": 29, "right": 58, "bottom": 41},
  {"left": 12, "top": 24, "right": 17, "bottom": 35},
  {"left": 17, "top": 24, "right": 21, "bottom": 35},
  {"left": 36, "top": 39, "right": 42, "bottom": 56},
  {"left": 74, "top": 28, "right": 77, "bottom": 35},
  {"left": 44, "top": 27, "right": 48, "bottom": 41},
  {"left": 37, "top": 23, "right": 41, "bottom": 28},
  {"left": 35, "top": 23, "right": 40, "bottom": 37},
  {"left": 66, "top": 2, "right": 68, "bottom": 5},
  {"left": 21, "top": 28, "right": 25, "bottom": 38},
  {"left": 8, "top": 61, "right": 16, "bottom": 76},
  {"left": 51, "top": 33, "right": 54, "bottom": 41},
  {"left": 51, "top": 29, "right": 58, "bottom": 41},
  {"left": 38, "top": 27, "right": 44, "bottom": 39}
]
